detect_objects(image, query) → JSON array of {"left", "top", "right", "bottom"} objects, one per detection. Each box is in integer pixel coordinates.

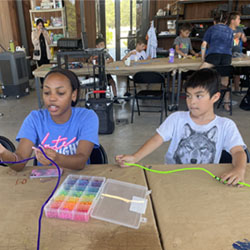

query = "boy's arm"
[
  {"left": 116, "top": 133, "right": 164, "bottom": 167},
  {"left": 220, "top": 146, "right": 247, "bottom": 186},
  {"left": 175, "top": 45, "right": 187, "bottom": 58},
  {"left": 122, "top": 50, "right": 136, "bottom": 61}
]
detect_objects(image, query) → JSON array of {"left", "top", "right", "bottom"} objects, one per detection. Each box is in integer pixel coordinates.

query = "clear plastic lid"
[{"left": 91, "top": 179, "right": 149, "bottom": 229}]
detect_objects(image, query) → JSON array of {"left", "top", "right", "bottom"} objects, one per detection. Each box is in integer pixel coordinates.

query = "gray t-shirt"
[
  {"left": 156, "top": 111, "right": 246, "bottom": 164},
  {"left": 232, "top": 26, "right": 244, "bottom": 53},
  {"left": 173, "top": 36, "right": 193, "bottom": 55}
]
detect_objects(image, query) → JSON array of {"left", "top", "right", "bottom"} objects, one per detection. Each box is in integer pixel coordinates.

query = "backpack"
[{"left": 240, "top": 87, "right": 250, "bottom": 110}]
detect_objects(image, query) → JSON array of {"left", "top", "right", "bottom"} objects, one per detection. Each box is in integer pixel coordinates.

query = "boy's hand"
[
  {"left": 115, "top": 154, "right": 136, "bottom": 168},
  {"left": 34, "top": 147, "right": 58, "bottom": 166},
  {"left": 220, "top": 168, "right": 246, "bottom": 186},
  {"left": 194, "top": 53, "right": 200, "bottom": 57}
]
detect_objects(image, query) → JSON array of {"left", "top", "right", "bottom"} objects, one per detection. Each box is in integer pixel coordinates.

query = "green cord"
[{"left": 124, "top": 163, "right": 250, "bottom": 188}]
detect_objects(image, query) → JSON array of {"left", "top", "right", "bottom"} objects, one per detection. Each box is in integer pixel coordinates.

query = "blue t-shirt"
[
  {"left": 203, "top": 24, "right": 233, "bottom": 55},
  {"left": 16, "top": 107, "right": 99, "bottom": 157}
]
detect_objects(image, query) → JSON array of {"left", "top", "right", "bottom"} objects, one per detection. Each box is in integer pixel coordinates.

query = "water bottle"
[
  {"left": 106, "top": 85, "right": 111, "bottom": 99},
  {"left": 169, "top": 48, "right": 175, "bottom": 63}
]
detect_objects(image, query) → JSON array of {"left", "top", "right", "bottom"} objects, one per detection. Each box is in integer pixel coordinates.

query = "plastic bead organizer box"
[{"left": 44, "top": 174, "right": 150, "bottom": 229}]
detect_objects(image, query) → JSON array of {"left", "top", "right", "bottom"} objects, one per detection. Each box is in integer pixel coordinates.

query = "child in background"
[
  {"left": 116, "top": 69, "right": 247, "bottom": 186},
  {"left": 91, "top": 38, "right": 120, "bottom": 104},
  {"left": 0, "top": 69, "right": 99, "bottom": 171},
  {"left": 229, "top": 11, "right": 247, "bottom": 92},
  {"left": 200, "top": 11, "right": 234, "bottom": 111},
  {"left": 174, "top": 23, "right": 199, "bottom": 58},
  {"left": 122, "top": 38, "right": 149, "bottom": 61}
]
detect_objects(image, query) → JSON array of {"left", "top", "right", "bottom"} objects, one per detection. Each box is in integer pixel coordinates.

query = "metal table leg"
[
  {"left": 35, "top": 77, "right": 43, "bottom": 109},
  {"left": 175, "top": 69, "right": 182, "bottom": 111},
  {"left": 168, "top": 70, "right": 176, "bottom": 111}
]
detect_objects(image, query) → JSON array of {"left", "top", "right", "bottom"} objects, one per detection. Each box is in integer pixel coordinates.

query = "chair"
[
  {"left": 0, "top": 136, "right": 16, "bottom": 166},
  {"left": 89, "top": 144, "right": 108, "bottom": 164},
  {"left": 219, "top": 149, "right": 250, "bottom": 164},
  {"left": 214, "top": 65, "right": 234, "bottom": 116},
  {"left": 131, "top": 71, "right": 167, "bottom": 123},
  {"left": 33, "top": 144, "right": 108, "bottom": 165}
]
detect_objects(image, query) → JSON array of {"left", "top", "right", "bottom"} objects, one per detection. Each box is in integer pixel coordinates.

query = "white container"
[{"left": 125, "top": 57, "right": 131, "bottom": 66}]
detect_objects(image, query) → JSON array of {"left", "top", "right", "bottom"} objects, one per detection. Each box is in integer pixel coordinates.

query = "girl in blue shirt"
[{"left": 0, "top": 69, "right": 99, "bottom": 171}]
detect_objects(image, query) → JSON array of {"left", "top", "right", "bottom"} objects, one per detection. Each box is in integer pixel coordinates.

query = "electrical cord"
[
  {"left": 124, "top": 163, "right": 250, "bottom": 187},
  {"left": 0, "top": 147, "right": 62, "bottom": 250}
]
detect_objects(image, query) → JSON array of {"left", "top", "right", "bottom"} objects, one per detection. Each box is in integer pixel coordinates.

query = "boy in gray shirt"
[{"left": 173, "top": 23, "right": 199, "bottom": 58}]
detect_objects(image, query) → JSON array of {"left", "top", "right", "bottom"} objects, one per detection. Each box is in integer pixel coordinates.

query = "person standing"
[{"left": 32, "top": 18, "right": 52, "bottom": 67}]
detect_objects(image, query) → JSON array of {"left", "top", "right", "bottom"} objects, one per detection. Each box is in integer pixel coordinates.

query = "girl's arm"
[
  {"left": 116, "top": 133, "right": 164, "bottom": 167},
  {"left": 0, "top": 138, "right": 34, "bottom": 171},
  {"left": 43, "top": 30, "right": 51, "bottom": 45},
  {"left": 34, "top": 140, "right": 94, "bottom": 170}
]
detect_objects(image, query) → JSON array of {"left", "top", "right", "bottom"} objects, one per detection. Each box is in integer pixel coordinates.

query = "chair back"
[
  {"left": 214, "top": 65, "right": 234, "bottom": 78},
  {"left": 133, "top": 71, "right": 165, "bottom": 85},
  {"left": 33, "top": 144, "right": 108, "bottom": 166},
  {"left": 89, "top": 144, "right": 108, "bottom": 164},
  {"left": 0, "top": 136, "right": 16, "bottom": 166},
  {"left": 219, "top": 149, "right": 250, "bottom": 163}
]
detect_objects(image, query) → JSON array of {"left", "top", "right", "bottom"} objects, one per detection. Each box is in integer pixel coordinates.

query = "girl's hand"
[
  {"left": 34, "top": 147, "right": 58, "bottom": 166},
  {"left": 0, "top": 143, "right": 6, "bottom": 154},
  {"left": 115, "top": 154, "right": 136, "bottom": 168}
]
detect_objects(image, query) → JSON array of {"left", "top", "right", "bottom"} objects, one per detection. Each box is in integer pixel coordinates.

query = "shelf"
[
  {"left": 29, "top": 8, "right": 64, "bottom": 13},
  {"left": 241, "top": 15, "right": 250, "bottom": 20},
  {"left": 178, "top": 0, "right": 221, "bottom": 4},
  {"left": 178, "top": 18, "right": 213, "bottom": 24},
  {"left": 32, "top": 26, "right": 66, "bottom": 31},
  {"left": 157, "top": 35, "right": 176, "bottom": 38},
  {"left": 49, "top": 43, "right": 58, "bottom": 47},
  {"left": 190, "top": 37, "right": 203, "bottom": 41},
  {"left": 154, "top": 15, "right": 178, "bottom": 19}
]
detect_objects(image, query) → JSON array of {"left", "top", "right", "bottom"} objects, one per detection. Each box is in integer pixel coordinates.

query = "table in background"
[
  {"left": 145, "top": 163, "right": 250, "bottom": 250},
  {"left": 174, "top": 57, "right": 250, "bottom": 110},
  {"left": 0, "top": 164, "right": 162, "bottom": 250}
]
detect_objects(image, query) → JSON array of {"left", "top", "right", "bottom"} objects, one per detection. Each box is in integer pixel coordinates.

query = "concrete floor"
[{"left": 0, "top": 76, "right": 250, "bottom": 165}]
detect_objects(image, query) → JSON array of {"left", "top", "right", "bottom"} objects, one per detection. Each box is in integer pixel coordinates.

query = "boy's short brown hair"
[
  {"left": 229, "top": 11, "right": 241, "bottom": 23},
  {"left": 96, "top": 37, "right": 105, "bottom": 46},
  {"left": 180, "top": 23, "right": 192, "bottom": 32},
  {"left": 136, "top": 37, "right": 147, "bottom": 45}
]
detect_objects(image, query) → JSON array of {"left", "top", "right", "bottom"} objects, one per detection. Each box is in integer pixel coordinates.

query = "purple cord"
[
  {"left": 0, "top": 148, "right": 61, "bottom": 250},
  {"left": 0, "top": 156, "right": 36, "bottom": 166},
  {"left": 36, "top": 146, "right": 61, "bottom": 250}
]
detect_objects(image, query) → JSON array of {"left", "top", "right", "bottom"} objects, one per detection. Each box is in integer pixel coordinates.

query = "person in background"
[
  {"left": 32, "top": 18, "right": 51, "bottom": 67},
  {"left": 228, "top": 11, "right": 247, "bottom": 93},
  {"left": 200, "top": 11, "right": 234, "bottom": 111},
  {"left": 90, "top": 38, "right": 120, "bottom": 104},
  {"left": 122, "top": 37, "right": 150, "bottom": 61},
  {"left": 0, "top": 69, "right": 99, "bottom": 171},
  {"left": 116, "top": 69, "right": 247, "bottom": 187},
  {"left": 174, "top": 23, "right": 200, "bottom": 58}
]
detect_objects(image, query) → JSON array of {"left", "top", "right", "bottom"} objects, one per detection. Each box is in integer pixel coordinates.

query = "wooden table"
[
  {"left": 145, "top": 163, "right": 250, "bottom": 250},
  {"left": 0, "top": 165, "right": 162, "bottom": 250}
]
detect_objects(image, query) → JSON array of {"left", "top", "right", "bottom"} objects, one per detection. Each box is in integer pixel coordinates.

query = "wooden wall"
[
  {"left": 0, "top": 0, "right": 96, "bottom": 55},
  {"left": 0, "top": 0, "right": 21, "bottom": 51}
]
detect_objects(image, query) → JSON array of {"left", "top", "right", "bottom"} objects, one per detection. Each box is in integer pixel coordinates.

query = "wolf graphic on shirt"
[{"left": 173, "top": 124, "right": 218, "bottom": 164}]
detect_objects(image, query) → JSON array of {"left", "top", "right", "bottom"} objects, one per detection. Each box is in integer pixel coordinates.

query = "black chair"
[
  {"left": 89, "top": 144, "right": 108, "bottom": 164},
  {"left": 33, "top": 144, "right": 108, "bottom": 165},
  {"left": 131, "top": 71, "right": 167, "bottom": 123},
  {"left": 214, "top": 65, "right": 234, "bottom": 116},
  {"left": 219, "top": 149, "right": 250, "bottom": 164},
  {"left": 0, "top": 136, "right": 16, "bottom": 166}
]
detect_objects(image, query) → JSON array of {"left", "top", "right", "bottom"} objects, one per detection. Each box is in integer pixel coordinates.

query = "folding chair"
[
  {"left": 131, "top": 71, "right": 167, "bottom": 123},
  {"left": 215, "top": 65, "right": 234, "bottom": 116}
]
